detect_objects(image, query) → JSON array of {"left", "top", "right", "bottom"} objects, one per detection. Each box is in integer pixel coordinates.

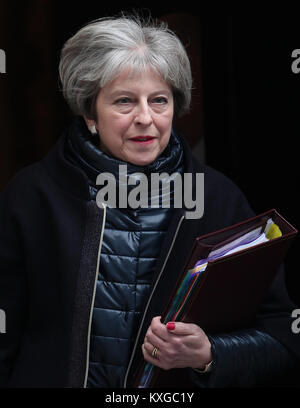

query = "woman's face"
[{"left": 85, "top": 69, "right": 174, "bottom": 166}]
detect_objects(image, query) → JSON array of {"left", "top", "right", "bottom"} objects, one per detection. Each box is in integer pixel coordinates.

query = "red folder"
[{"left": 133, "top": 209, "right": 298, "bottom": 388}]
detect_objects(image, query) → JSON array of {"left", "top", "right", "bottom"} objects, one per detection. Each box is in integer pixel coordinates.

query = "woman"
[{"left": 0, "top": 14, "right": 299, "bottom": 388}]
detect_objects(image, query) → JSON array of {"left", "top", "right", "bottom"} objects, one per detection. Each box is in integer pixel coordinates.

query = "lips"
[{"left": 130, "top": 136, "right": 156, "bottom": 144}]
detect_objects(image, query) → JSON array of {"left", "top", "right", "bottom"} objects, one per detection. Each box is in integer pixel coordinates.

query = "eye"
[
  {"left": 152, "top": 97, "right": 168, "bottom": 104},
  {"left": 115, "top": 97, "right": 132, "bottom": 105}
]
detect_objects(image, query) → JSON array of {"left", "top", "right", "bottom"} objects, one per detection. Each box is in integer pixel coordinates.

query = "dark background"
[{"left": 0, "top": 2, "right": 299, "bottom": 306}]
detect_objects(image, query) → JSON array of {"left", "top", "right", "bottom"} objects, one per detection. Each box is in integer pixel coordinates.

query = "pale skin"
[
  {"left": 84, "top": 68, "right": 212, "bottom": 371},
  {"left": 84, "top": 68, "right": 174, "bottom": 167},
  {"left": 142, "top": 317, "right": 212, "bottom": 371}
]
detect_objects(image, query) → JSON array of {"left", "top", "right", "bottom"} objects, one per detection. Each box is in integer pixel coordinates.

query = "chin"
[
  {"left": 126, "top": 153, "right": 158, "bottom": 167},
  {"left": 129, "top": 158, "right": 154, "bottom": 166}
]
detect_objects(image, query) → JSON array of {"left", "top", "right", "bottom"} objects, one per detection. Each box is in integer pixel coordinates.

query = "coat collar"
[{"left": 42, "top": 116, "right": 199, "bottom": 202}]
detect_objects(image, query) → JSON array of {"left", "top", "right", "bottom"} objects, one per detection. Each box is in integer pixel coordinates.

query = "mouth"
[{"left": 129, "top": 136, "right": 156, "bottom": 145}]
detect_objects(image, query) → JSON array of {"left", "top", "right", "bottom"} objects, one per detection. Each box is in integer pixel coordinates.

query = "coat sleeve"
[
  {"left": 189, "top": 328, "right": 298, "bottom": 388},
  {"left": 188, "top": 266, "right": 300, "bottom": 388},
  {"left": 0, "top": 187, "right": 28, "bottom": 386}
]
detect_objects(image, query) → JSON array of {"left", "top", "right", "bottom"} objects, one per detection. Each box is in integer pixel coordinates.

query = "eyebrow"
[
  {"left": 110, "top": 89, "right": 172, "bottom": 98},
  {"left": 110, "top": 90, "right": 135, "bottom": 98}
]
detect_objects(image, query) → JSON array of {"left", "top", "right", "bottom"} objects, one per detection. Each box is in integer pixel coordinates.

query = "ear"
[{"left": 83, "top": 116, "right": 96, "bottom": 132}]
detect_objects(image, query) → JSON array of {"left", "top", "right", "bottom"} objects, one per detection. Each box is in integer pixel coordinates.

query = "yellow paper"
[{"left": 266, "top": 223, "right": 282, "bottom": 240}]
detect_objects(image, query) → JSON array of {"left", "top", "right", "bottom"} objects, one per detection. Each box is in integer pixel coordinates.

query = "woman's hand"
[{"left": 142, "top": 316, "right": 212, "bottom": 370}]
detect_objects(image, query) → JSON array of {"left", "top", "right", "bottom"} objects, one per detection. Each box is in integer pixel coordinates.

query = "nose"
[{"left": 134, "top": 100, "right": 153, "bottom": 126}]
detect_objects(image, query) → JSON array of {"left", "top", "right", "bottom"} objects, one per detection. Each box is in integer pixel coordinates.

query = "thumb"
[{"left": 166, "top": 321, "right": 193, "bottom": 335}]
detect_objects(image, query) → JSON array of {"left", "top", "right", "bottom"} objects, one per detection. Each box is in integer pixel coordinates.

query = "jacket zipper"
[
  {"left": 83, "top": 203, "right": 107, "bottom": 388},
  {"left": 123, "top": 213, "right": 185, "bottom": 388}
]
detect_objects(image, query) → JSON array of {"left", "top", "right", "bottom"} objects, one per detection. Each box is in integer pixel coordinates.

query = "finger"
[
  {"left": 144, "top": 325, "right": 167, "bottom": 352},
  {"left": 142, "top": 344, "right": 164, "bottom": 368},
  {"left": 152, "top": 316, "right": 162, "bottom": 324},
  {"left": 143, "top": 341, "right": 161, "bottom": 359},
  {"left": 149, "top": 316, "right": 169, "bottom": 342},
  {"left": 144, "top": 316, "right": 162, "bottom": 339},
  {"left": 166, "top": 321, "right": 201, "bottom": 336}
]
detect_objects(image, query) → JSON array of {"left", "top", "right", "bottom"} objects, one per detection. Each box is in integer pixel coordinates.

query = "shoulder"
[
  {"left": 190, "top": 155, "right": 255, "bottom": 228},
  {"left": 1, "top": 161, "right": 46, "bottom": 197},
  {"left": 191, "top": 155, "right": 245, "bottom": 198},
  {"left": 1, "top": 132, "right": 89, "bottom": 208},
  {"left": 0, "top": 161, "right": 49, "bottom": 216},
  {"left": 180, "top": 133, "right": 250, "bottom": 207}
]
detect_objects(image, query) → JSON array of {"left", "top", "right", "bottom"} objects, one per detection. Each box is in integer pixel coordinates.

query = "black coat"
[{"left": 0, "top": 124, "right": 299, "bottom": 387}]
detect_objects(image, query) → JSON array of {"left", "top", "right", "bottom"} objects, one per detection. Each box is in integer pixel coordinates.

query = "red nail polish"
[{"left": 167, "top": 321, "right": 175, "bottom": 330}]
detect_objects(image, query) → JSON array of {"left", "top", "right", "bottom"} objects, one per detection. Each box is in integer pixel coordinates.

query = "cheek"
[
  {"left": 109, "top": 114, "right": 134, "bottom": 138},
  {"left": 156, "top": 107, "right": 173, "bottom": 126},
  {"left": 114, "top": 117, "right": 133, "bottom": 135},
  {"left": 98, "top": 113, "right": 132, "bottom": 140},
  {"left": 157, "top": 115, "right": 173, "bottom": 136}
]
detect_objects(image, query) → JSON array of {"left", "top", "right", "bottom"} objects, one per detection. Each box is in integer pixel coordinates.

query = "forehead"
[{"left": 101, "top": 68, "right": 172, "bottom": 95}]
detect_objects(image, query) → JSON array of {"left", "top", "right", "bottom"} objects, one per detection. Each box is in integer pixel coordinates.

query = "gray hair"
[{"left": 59, "top": 14, "right": 192, "bottom": 119}]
